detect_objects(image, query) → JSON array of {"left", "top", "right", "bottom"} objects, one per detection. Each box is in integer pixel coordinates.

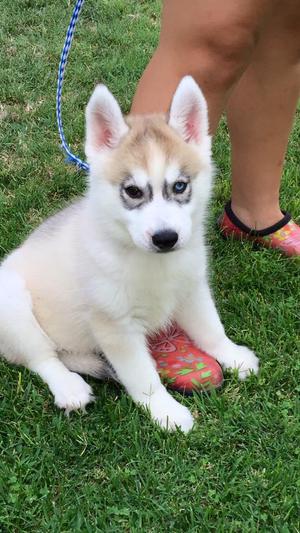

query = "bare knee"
[
  {"left": 199, "top": 23, "right": 259, "bottom": 87},
  {"left": 159, "top": 1, "right": 268, "bottom": 91}
]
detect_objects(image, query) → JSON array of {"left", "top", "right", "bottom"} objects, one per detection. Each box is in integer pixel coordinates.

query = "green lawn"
[{"left": 0, "top": 1, "right": 299, "bottom": 531}]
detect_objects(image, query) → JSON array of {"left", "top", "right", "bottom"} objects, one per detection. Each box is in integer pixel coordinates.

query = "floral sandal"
[
  {"left": 97, "top": 326, "right": 223, "bottom": 395},
  {"left": 148, "top": 325, "right": 223, "bottom": 395},
  {"left": 218, "top": 201, "right": 300, "bottom": 257}
]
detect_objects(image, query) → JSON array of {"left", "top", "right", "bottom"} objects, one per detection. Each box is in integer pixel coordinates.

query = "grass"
[{"left": 0, "top": 1, "right": 299, "bottom": 531}]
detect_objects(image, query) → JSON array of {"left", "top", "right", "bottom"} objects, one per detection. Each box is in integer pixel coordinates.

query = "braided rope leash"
[{"left": 56, "top": 0, "right": 90, "bottom": 172}]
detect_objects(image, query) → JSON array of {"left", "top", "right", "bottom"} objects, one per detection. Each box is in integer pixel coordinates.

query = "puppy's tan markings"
[{"left": 105, "top": 115, "right": 203, "bottom": 186}]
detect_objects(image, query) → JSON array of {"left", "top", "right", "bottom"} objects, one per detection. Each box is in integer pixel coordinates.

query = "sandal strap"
[{"left": 225, "top": 201, "right": 291, "bottom": 237}]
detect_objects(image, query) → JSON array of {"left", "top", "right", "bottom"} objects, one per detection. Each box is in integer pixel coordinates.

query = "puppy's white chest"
[
  {"left": 89, "top": 260, "right": 179, "bottom": 332},
  {"left": 131, "top": 284, "right": 176, "bottom": 330},
  {"left": 124, "top": 264, "right": 179, "bottom": 331}
]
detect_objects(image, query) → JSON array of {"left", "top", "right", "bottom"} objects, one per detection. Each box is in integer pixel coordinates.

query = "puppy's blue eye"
[{"left": 173, "top": 181, "right": 187, "bottom": 194}]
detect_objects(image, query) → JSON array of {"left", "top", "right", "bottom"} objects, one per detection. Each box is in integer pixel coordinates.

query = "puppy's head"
[{"left": 85, "top": 76, "right": 213, "bottom": 253}]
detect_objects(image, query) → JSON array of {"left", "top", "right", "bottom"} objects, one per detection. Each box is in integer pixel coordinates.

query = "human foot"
[{"left": 218, "top": 201, "right": 300, "bottom": 257}]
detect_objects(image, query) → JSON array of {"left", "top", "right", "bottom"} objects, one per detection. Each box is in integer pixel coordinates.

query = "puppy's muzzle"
[{"left": 152, "top": 230, "right": 178, "bottom": 252}]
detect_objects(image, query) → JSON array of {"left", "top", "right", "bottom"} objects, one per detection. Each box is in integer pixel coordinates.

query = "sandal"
[
  {"left": 218, "top": 201, "right": 300, "bottom": 257},
  {"left": 148, "top": 325, "right": 223, "bottom": 395}
]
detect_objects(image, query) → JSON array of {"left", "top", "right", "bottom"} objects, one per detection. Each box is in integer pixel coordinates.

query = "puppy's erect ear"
[
  {"left": 168, "top": 76, "right": 209, "bottom": 145},
  {"left": 85, "top": 84, "right": 128, "bottom": 159}
]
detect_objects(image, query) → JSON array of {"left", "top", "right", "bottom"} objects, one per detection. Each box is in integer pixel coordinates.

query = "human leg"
[
  {"left": 226, "top": 0, "right": 300, "bottom": 230},
  {"left": 131, "top": 0, "right": 274, "bottom": 132}
]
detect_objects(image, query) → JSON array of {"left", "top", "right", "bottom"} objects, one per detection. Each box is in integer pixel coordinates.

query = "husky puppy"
[{"left": 0, "top": 77, "right": 258, "bottom": 432}]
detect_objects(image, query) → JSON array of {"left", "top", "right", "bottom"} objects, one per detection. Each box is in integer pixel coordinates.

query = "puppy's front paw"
[
  {"left": 52, "top": 372, "right": 95, "bottom": 413},
  {"left": 147, "top": 388, "right": 194, "bottom": 433},
  {"left": 215, "top": 340, "right": 259, "bottom": 380}
]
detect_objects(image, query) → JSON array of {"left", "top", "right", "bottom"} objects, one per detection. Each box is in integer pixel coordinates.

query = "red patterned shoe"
[
  {"left": 148, "top": 325, "right": 223, "bottom": 395},
  {"left": 218, "top": 201, "right": 300, "bottom": 257}
]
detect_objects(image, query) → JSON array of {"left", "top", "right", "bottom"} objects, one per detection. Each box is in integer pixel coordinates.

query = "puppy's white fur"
[{"left": 0, "top": 77, "right": 258, "bottom": 432}]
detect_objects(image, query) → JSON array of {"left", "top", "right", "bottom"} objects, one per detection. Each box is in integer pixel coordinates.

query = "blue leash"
[{"left": 56, "top": 0, "right": 90, "bottom": 173}]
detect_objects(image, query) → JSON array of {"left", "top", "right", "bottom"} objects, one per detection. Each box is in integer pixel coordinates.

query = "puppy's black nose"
[{"left": 152, "top": 230, "right": 178, "bottom": 251}]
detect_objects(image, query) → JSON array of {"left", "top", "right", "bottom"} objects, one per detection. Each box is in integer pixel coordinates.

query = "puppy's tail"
[{"left": 59, "top": 351, "right": 119, "bottom": 381}]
